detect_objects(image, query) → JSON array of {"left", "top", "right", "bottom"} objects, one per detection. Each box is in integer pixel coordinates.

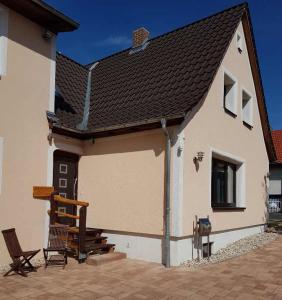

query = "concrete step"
[{"left": 86, "top": 252, "right": 127, "bottom": 266}]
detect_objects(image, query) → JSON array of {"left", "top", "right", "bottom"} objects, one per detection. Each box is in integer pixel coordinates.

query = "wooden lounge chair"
[
  {"left": 2, "top": 228, "right": 40, "bottom": 277},
  {"left": 43, "top": 224, "right": 68, "bottom": 268}
]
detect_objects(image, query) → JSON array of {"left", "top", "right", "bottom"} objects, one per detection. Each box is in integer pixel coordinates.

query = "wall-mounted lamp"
[
  {"left": 193, "top": 151, "right": 204, "bottom": 172},
  {"left": 194, "top": 151, "right": 204, "bottom": 163}
]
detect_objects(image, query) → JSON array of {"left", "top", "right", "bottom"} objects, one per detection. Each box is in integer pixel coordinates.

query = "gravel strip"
[{"left": 183, "top": 232, "right": 279, "bottom": 269}]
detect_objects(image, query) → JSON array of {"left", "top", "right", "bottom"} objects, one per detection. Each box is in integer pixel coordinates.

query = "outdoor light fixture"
[
  {"left": 193, "top": 151, "right": 204, "bottom": 169},
  {"left": 196, "top": 151, "right": 204, "bottom": 162}
]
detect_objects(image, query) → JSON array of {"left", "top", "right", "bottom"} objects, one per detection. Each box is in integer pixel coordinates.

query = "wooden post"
[
  {"left": 50, "top": 191, "right": 59, "bottom": 225},
  {"left": 78, "top": 206, "right": 87, "bottom": 262},
  {"left": 195, "top": 215, "right": 200, "bottom": 261},
  {"left": 207, "top": 215, "right": 210, "bottom": 261}
]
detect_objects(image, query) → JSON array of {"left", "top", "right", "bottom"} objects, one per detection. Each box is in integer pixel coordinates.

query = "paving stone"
[{"left": 0, "top": 236, "right": 281, "bottom": 299}]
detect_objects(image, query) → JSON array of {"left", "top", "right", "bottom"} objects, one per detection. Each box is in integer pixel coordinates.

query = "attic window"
[
  {"left": 236, "top": 32, "right": 243, "bottom": 53},
  {"left": 223, "top": 71, "right": 237, "bottom": 116},
  {"left": 242, "top": 90, "right": 253, "bottom": 127}
]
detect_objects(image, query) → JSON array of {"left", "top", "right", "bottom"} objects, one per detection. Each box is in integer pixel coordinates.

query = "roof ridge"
[
  {"left": 57, "top": 51, "right": 88, "bottom": 71},
  {"left": 85, "top": 2, "right": 248, "bottom": 66}
]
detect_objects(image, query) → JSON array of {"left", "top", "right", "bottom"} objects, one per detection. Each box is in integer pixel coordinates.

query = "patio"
[{"left": 1, "top": 236, "right": 282, "bottom": 300}]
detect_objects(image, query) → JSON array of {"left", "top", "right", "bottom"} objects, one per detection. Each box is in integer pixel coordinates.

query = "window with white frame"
[
  {"left": 242, "top": 89, "right": 253, "bottom": 127},
  {"left": 223, "top": 71, "right": 237, "bottom": 116},
  {"left": 236, "top": 32, "right": 243, "bottom": 53},
  {"left": 211, "top": 151, "right": 245, "bottom": 209},
  {"left": 0, "top": 5, "right": 8, "bottom": 76}
]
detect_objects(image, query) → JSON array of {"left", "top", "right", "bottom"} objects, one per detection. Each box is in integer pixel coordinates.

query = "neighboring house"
[
  {"left": 0, "top": 1, "right": 276, "bottom": 269},
  {"left": 269, "top": 130, "right": 282, "bottom": 213}
]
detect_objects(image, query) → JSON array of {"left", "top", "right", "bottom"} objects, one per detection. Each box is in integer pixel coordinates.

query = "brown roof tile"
[{"left": 56, "top": 3, "right": 246, "bottom": 132}]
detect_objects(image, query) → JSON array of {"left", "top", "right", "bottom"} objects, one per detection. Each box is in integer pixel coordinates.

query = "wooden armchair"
[
  {"left": 43, "top": 225, "right": 69, "bottom": 268},
  {"left": 2, "top": 228, "right": 40, "bottom": 277}
]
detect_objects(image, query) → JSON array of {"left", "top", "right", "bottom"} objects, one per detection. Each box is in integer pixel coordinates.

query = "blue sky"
[{"left": 46, "top": 0, "right": 282, "bottom": 130}]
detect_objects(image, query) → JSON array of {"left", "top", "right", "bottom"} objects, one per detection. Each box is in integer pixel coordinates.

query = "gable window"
[
  {"left": 236, "top": 32, "right": 243, "bottom": 53},
  {"left": 212, "top": 158, "right": 236, "bottom": 208},
  {"left": 223, "top": 71, "right": 237, "bottom": 116},
  {"left": 242, "top": 90, "right": 253, "bottom": 127}
]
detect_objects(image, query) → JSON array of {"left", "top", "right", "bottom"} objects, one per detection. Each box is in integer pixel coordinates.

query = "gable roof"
[
  {"left": 0, "top": 0, "right": 79, "bottom": 33},
  {"left": 53, "top": 3, "right": 276, "bottom": 161},
  {"left": 272, "top": 131, "right": 282, "bottom": 164}
]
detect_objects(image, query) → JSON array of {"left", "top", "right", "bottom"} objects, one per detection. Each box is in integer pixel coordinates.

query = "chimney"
[{"left": 133, "top": 27, "right": 149, "bottom": 48}]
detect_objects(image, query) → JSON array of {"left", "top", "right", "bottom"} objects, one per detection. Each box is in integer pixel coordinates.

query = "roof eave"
[
  {"left": 51, "top": 114, "right": 185, "bottom": 140},
  {"left": 242, "top": 9, "right": 277, "bottom": 162},
  {"left": 0, "top": 0, "right": 79, "bottom": 33}
]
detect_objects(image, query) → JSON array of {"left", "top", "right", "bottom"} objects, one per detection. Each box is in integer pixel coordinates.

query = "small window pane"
[
  {"left": 59, "top": 178, "right": 67, "bottom": 188},
  {"left": 59, "top": 164, "right": 68, "bottom": 174},
  {"left": 212, "top": 159, "right": 236, "bottom": 208},
  {"left": 224, "top": 73, "right": 237, "bottom": 115},
  {"left": 242, "top": 90, "right": 253, "bottom": 127},
  {"left": 227, "top": 165, "right": 234, "bottom": 204},
  {"left": 237, "top": 33, "right": 243, "bottom": 52}
]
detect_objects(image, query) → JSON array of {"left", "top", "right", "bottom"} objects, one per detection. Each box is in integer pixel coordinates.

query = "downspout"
[
  {"left": 77, "top": 62, "right": 98, "bottom": 131},
  {"left": 161, "top": 118, "right": 171, "bottom": 268}
]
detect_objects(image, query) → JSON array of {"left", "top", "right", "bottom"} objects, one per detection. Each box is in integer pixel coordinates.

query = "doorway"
[{"left": 53, "top": 150, "right": 79, "bottom": 226}]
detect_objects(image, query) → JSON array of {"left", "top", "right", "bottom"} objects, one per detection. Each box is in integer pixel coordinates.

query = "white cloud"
[{"left": 93, "top": 36, "right": 131, "bottom": 47}]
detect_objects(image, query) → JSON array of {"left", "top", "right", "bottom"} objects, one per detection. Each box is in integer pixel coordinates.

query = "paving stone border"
[{"left": 183, "top": 232, "right": 279, "bottom": 269}]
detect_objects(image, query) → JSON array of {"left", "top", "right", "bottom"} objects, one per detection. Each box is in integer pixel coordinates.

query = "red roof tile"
[{"left": 272, "top": 130, "right": 282, "bottom": 163}]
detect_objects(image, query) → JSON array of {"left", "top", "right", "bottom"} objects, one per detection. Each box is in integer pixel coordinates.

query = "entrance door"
[{"left": 53, "top": 150, "right": 79, "bottom": 226}]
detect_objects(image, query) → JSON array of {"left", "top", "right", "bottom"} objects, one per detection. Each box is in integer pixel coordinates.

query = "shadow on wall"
[
  {"left": 8, "top": 10, "right": 53, "bottom": 61},
  {"left": 83, "top": 131, "right": 165, "bottom": 158}
]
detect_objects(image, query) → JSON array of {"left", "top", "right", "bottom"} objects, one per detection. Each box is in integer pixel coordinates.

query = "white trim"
[
  {"left": 0, "top": 137, "right": 3, "bottom": 195},
  {"left": 0, "top": 4, "right": 8, "bottom": 76},
  {"left": 209, "top": 147, "right": 246, "bottom": 208},
  {"left": 45, "top": 34, "right": 57, "bottom": 246},
  {"left": 222, "top": 67, "right": 238, "bottom": 116},
  {"left": 172, "top": 130, "right": 185, "bottom": 236}
]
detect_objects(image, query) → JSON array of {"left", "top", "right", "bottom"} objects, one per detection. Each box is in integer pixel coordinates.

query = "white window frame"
[
  {"left": 241, "top": 87, "right": 253, "bottom": 127},
  {"left": 223, "top": 68, "right": 238, "bottom": 116},
  {"left": 0, "top": 4, "right": 8, "bottom": 76},
  {"left": 209, "top": 148, "right": 246, "bottom": 208},
  {"left": 236, "top": 31, "right": 243, "bottom": 53},
  {"left": 0, "top": 137, "right": 3, "bottom": 195}
]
